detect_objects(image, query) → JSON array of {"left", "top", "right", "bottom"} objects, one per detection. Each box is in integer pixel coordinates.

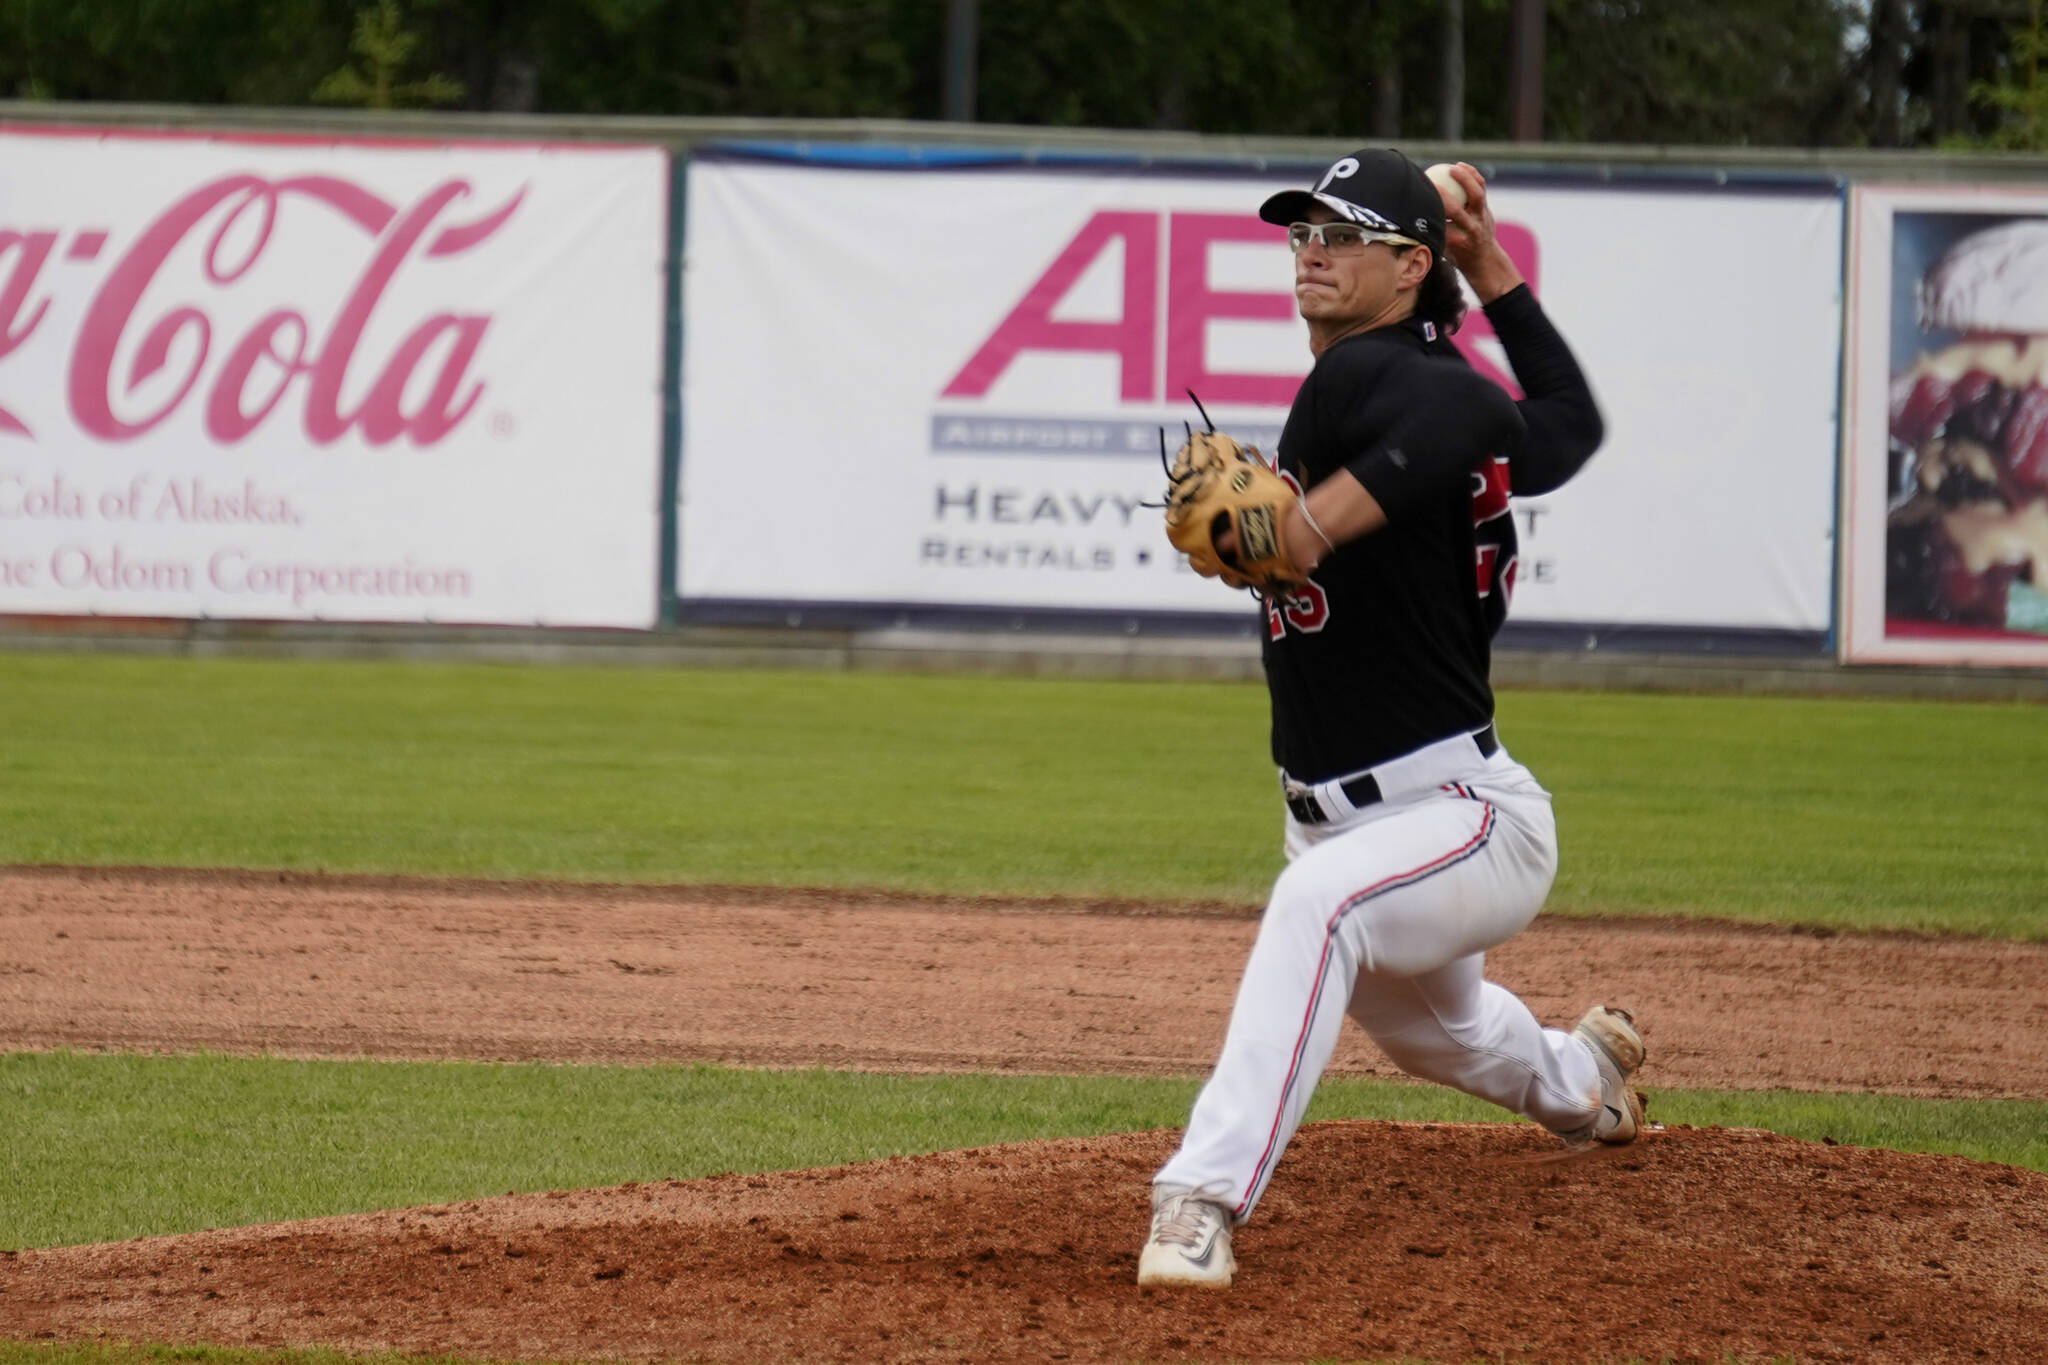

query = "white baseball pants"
[{"left": 1154, "top": 735, "right": 1603, "bottom": 1221}]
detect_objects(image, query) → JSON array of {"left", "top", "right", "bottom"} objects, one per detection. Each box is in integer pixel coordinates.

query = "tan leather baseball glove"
[{"left": 1163, "top": 431, "right": 1308, "bottom": 592}]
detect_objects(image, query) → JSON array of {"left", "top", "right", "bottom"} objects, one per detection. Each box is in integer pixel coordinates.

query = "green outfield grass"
[
  {"left": 6, "top": 1049, "right": 2045, "bottom": 1252},
  {"left": 0, "top": 653, "right": 2042, "bottom": 936},
  {"left": 2, "top": 653, "right": 2036, "bottom": 1364}
]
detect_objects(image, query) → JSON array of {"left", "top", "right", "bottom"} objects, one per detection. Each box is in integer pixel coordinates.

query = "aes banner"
[
  {"left": 680, "top": 152, "right": 1841, "bottom": 638},
  {"left": 0, "top": 128, "right": 665, "bottom": 627},
  {"left": 1841, "top": 183, "right": 2048, "bottom": 666}
]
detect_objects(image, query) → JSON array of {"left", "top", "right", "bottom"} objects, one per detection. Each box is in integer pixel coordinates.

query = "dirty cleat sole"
[{"left": 1572, "top": 1004, "right": 1646, "bottom": 1145}]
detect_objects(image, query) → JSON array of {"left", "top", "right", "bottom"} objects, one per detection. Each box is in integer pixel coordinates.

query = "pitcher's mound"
[{"left": 6, "top": 1121, "right": 2045, "bottom": 1364}]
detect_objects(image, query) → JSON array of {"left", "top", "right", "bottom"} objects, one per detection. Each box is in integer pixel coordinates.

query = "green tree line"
[{"left": 0, "top": 0, "right": 2044, "bottom": 148}]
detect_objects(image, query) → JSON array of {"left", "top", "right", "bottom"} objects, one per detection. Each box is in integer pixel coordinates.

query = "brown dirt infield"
[{"left": 4, "top": 866, "right": 2047, "bottom": 1363}]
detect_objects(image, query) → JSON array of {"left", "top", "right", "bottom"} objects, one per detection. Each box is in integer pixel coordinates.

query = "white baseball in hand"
[{"left": 1425, "top": 163, "right": 1468, "bottom": 210}]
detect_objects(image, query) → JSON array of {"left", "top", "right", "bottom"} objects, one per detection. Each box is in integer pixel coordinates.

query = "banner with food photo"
[{"left": 1843, "top": 184, "right": 2048, "bottom": 665}]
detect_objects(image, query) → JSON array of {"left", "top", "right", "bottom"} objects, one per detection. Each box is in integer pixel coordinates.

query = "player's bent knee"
[{"left": 1359, "top": 1017, "right": 1473, "bottom": 1086}]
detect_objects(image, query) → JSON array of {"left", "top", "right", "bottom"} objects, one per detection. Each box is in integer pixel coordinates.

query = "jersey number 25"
[{"left": 1265, "top": 469, "right": 1330, "bottom": 639}]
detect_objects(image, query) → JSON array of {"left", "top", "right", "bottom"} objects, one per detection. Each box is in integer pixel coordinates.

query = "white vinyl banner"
[
  {"left": 0, "top": 129, "right": 665, "bottom": 627},
  {"left": 681, "top": 157, "right": 1841, "bottom": 634},
  {"left": 1841, "top": 183, "right": 2048, "bottom": 666}
]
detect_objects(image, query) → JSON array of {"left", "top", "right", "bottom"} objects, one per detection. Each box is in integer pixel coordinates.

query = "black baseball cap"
[{"left": 1258, "top": 148, "right": 1445, "bottom": 258}]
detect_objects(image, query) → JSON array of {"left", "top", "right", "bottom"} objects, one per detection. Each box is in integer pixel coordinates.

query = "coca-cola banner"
[
  {"left": 0, "top": 129, "right": 665, "bottom": 627},
  {"left": 680, "top": 153, "right": 1841, "bottom": 640},
  {"left": 1842, "top": 184, "right": 2048, "bottom": 666}
]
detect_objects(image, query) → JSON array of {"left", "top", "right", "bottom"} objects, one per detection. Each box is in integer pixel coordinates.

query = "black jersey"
[
  {"left": 1263, "top": 317, "right": 1525, "bottom": 783},
  {"left": 1442, "top": 285, "right": 1604, "bottom": 637}
]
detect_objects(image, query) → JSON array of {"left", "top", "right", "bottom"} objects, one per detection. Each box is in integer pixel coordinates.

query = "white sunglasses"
[{"left": 1286, "top": 221, "right": 1422, "bottom": 255}]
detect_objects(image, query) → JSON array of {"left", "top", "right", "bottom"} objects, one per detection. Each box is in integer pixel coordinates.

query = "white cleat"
[
  {"left": 1568, "top": 1004, "right": 1646, "bottom": 1145},
  {"left": 1136, "top": 1184, "right": 1236, "bottom": 1288}
]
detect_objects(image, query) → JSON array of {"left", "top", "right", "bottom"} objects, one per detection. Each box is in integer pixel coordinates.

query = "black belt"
[{"left": 1285, "top": 725, "right": 1500, "bottom": 826}]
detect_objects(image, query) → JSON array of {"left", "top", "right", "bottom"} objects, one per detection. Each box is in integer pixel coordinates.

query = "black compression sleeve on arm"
[
  {"left": 1344, "top": 364, "right": 1525, "bottom": 522},
  {"left": 1484, "top": 284, "right": 1604, "bottom": 496}
]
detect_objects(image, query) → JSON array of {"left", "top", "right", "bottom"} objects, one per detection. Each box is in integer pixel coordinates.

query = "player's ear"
[{"left": 1398, "top": 246, "right": 1433, "bottom": 289}]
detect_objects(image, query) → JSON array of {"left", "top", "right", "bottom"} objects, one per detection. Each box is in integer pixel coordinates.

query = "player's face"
[{"left": 1291, "top": 206, "right": 1424, "bottom": 329}]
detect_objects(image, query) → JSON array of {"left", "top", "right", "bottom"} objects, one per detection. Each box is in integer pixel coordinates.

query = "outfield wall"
[
  {"left": 0, "top": 104, "right": 2044, "bottom": 669},
  {"left": 0, "top": 125, "right": 666, "bottom": 629},
  {"left": 681, "top": 151, "right": 1840, "bottom": 650}
]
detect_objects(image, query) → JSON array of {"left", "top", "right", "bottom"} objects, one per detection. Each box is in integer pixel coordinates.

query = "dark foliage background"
[{"left": 0, "top": 0, "right": 2040, "bottom": 148}]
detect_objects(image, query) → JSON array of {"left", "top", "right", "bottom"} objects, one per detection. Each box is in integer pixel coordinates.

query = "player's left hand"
[{"left": 1163, "top": 432, "right": 1309, "bottom": 593}]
